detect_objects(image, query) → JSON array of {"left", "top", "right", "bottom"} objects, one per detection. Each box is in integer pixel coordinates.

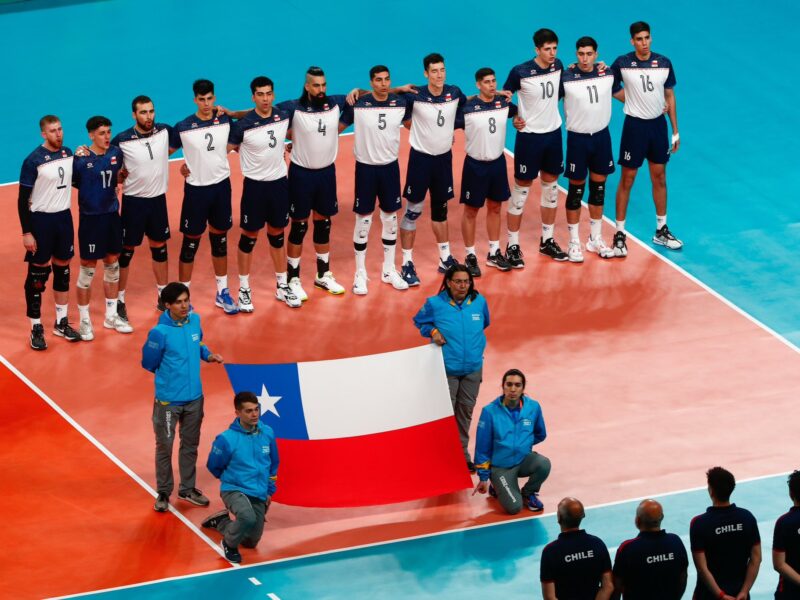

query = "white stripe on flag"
[{"left": 297, "top": 344, "right": 453, "bottom": 439}]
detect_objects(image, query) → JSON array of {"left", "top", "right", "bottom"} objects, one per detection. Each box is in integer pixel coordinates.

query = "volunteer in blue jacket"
[
  {"left": 142, "top": 282, "right": 223, "bottom": 513},
  {"left": 473, "top": 369, "right": 551, "bottom": 513},
  {"left": 203, "top": 391, "right": 279, "bottom": 564},
  {"left": 413, "top": 264, "right": 490, "bottom": 471}
]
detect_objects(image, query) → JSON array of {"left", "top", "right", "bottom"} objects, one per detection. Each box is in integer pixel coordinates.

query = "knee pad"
[
  {"left": 77, "top": 265, "right": 95, "bottom": 289},
  {"left": 119, "top": 247, "right": 135, "bottom": 268},
  {"left": 52, "top": 264, "right": 70, "bottom": 292},
  {"left": 103, "top": 261, "right": 120, "bottom": 283},
  {"left": 25, "top": 264, "right": 51, "bottom": 318},
  {"left": 180, "top": 236, "right": 201, "bottom": 263},
  {"left": 540, "top": 180, "right": 559, "bottom": 209},
  {"left": 430, "top": 198, "right": 448, "bottom": 223},
  {"left": 588, "top": 180, "right": 606, "bottom": 206},
  {"left": 507, "top": 185, "right": 529, "bottom": 216},
  {"left": 312, "top": 218, "right": 331, "bottom": 245},
  {"left": 565, "top": 182, "right": 585, "bottom": 211},
  {"left": 288, "top": 220, "right": 308, "bottom": 245},
  {"left": 209, "top": 232, "right": 227, "bottom": 258},
  {"left": 238, "top": 234, "right": 257, "bottom": 254},
  {"left": 400, "top": 201, "right": 424, "bottom": 231},
  {"left": 353, "top": 215, "right": 372, "bottom": 244},
  {"left": 380, "top": 210, "right": 398, "bottom": 241},
  {"left": 267, "top": 232, "right": 284, "bottom": 248},
  {"left": 150, "top": 244, "right": 167, "bottom": 263}
]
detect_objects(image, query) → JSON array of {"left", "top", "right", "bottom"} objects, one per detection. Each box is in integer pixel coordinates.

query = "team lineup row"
[{"left": 18, "top": 21, "right": 680, "bottom": 350}]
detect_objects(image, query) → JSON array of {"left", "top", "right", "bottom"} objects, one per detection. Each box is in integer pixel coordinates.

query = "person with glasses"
[{"left": 413, "top": 264, "right": 490, "bottom": 472}]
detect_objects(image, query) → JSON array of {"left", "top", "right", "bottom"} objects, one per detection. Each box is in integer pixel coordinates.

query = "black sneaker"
[
  {"left": 538, "top": 237, "right": 568, "bottom": 262},
  {"left": 486, "top": 249, "right": 512, "bottom": 271},
  {"left": 178, "top": 488, "right": 210, "bottom": 506},
  {"left": 437, "top": 255, "right": 459, "bottom": 273},
  {"left": 612, "top": 230, "right": 628, "bottom": 258},
  {"left": 464, "top": 253, "right": 481, "bottom": 277},
  {"left": 488, "top": 483, "right": 498, "bottom": 498},
  {"left": 117, "top": 299, "right": 129, "bottom": 321},
  {"left": 221, "top": 539, "right": 242, "bottom": 563},
  {"left": 153, "top": 492, "right": 169, "bottom": 512},
  {"left": 53, "top": 317, "right": 81, "bottom": 342},
  {"left": 201, "top": 509, "right": 230, "bottom": 530},
  {"left": 30, "top": 324, "right": 47, "bottom": 351},
  {"left": 653, "top": 225, "right": 683, "bottom": 250},
  {"left": 505, "top": 244, "right": 525, "bottom": 269},
  {"left": 466, "top": 460, "right": 476, "bottom": 473}
]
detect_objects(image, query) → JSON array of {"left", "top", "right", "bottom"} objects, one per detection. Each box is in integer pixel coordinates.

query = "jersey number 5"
[{"left": 378, "top": 113, "right": 387, "bottom": 130}]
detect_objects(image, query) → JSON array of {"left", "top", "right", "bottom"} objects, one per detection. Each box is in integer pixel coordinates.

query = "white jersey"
[
  {"left": 229, "top": 109, "right": 290, "bottom": 181},
  {"left": 342, "top": 93, "right": 410, "bottom": 166},
  {"left": 461, "top": 96, "right": 518, "bottom": 161},
  {"left": 561, "top": 66, "right": 614, "bottom": 134},
  {"left": 503, "top": 58, "right": 563, "bottom": 134},
  {"left": 407, "top": 84, "right": 464, "bottom": 156},
  {"left": 112, "top": 124, "right": 177, "bottom": 197},
  {"left": 174, "top": 113, "right": 232, "bottom": 186},
  {"left": 280, "top": 96, "right": 347, "bottom": 170},
  {"left": 612, "top": 52, "right": 676, "bottom": 120},
  {"left": 19, "top": 146, "right": 73, "bottom": 213}
]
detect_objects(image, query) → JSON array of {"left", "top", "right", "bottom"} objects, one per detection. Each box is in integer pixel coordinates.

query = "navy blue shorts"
[
  {"left": 240, "top": 176, "right": 290, "bottom": 230},
  {"left": 121, "top": 193, "right": 170, "bottom": 246},
  {"left": 460, "top": 155, "right": 510, "bottom": 207},
  {"left": 27, "top": 209, "right": 74, "bottom": 264},
  {"left": 288, "top": 163, "right": 339, "bottom": 220},
  {"left": 354, "top": 160, "right": 402, "bottom": 215},
  {"left": 179, "top": 178, "right": 233, "bottom": 236},
  {"left": 565, "top": 127, "right": 615, "bottom": 181},
  {"left": 403, "top": 148, "right": 454, "bottom": 204},
  {"left": 619, "top": 115, "right": 670, "bottom": 168},
  {"left": 79, "top": 212, "right": 123, "bottom": 260},
  {"left": 513, "top": 129, "right": 563, "bottom": 180}
]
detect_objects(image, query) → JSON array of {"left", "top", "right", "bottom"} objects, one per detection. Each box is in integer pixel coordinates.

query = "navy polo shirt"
[
  {"left": 540, "top": 529, "right": 611, "bottom": 599},
  {"left": 613, "top": 530, "right": 688, "bottom": 600},
  {"left": 774, "top": 506, "right": 800, "bottom": 599}
]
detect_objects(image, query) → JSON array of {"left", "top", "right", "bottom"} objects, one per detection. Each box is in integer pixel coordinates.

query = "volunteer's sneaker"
[
  {"left": 353, "top": 269, "right": 368, "bottom": 295},
  {"left": 401, "top": 261, "right": 420, "bottom": 286},
  {"left": 238, "top": 287, "right": 254, "bottom": 313},
  {"left": 505, "top": 244, "right": 525, "bottom": 269},
  {"left": 288, "top": 277, "right": 308, "bottom": 302},
  {"left": 526, "top": 492, "right": 544, "bottom": 512},
  {"left": 653, "top": 225, "right": 683, "bottom": 250},
  {"left": 178, "top": 488, "right": 210, "bottom": 506},
  {"left": 486, "top": 249, "right": 512, "bottom": 271},
  {"left": 314, "top": 271, "right": 345, "bottom": 295},
  {"left": 79, "top": 318, "right": 95, "bottom": 341},
  {"left": 488, "top": 483, "right": 498, "bottom": 498},
  {"left": 381, "top": 269, "right": 409, "bottom": 290},
  {"left": 30, "top": 324, "right": 47, "bottom": 351},
  {"left": 276, "top": 284, "right": 302, "bottom": 308},
  {"left": 117, "top": 299, "right": 129, "bottom": 322},
  {"left": 104, "top": 313, "right": 134, "bottom": 334},
  {"left": 201, "top": 510, "right": 230, "bottom": 530},
  {"left": 585, "top": 235, "right": 615, "bottom": 259},
  {"left": 464, "top": 253, "right": 481, "bottom": 277},
  {"left": 612, "top": 231, "right": 628, "bottom": 258},
  {"left": 567, "top": 240, "right": 584, "bottom": 263},
  {"left": 538, "top": 237, "right": 568, "bottom": 262},
  {"left": 215, "top": 288, "right": 239, "bottom": 315},
  {"left": 153, "top": 493, "right": 169, "bottom": 513},
  {"left": 221, "top": 539, "right": 241, "bottom": 563},
  {"left": 53, "top": 317, "right": 81, "bottom": 342},
  {"left": 437, "top": 255, "right": 459, "bottom": 273}
]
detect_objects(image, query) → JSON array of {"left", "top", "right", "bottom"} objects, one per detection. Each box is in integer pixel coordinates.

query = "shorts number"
[
  {"left": 519, "top": 165, "right": 527, "bottom": 174},
  {"left": 623, "top": 151, "right": 632, "bottom": 161},
  {"left": 586, "top": 85, "right": 598, "bottom": 104},
  {"left": 465, "top": 191, "right": 470, "bottom": 199},
  {"left": 318, "top": 119, "right": 327, "bottom": 136},
  {"left": 569, "top": 163, "right": 576, "bottom": 172},
  {"left": 539, "top": 81, "right": 554, "bottom": 99},
  {"left": 57, "top": 166, "right": 66, "bottom": 189},
  {"left": 184, "top": 219, "right": 189, "bottom": 228},
  {"left": 88, "top": 244, "right": 95, "bottom": 252},
  {"left": 436, "top": 110, "right": 445, "bottom": 127},
  {"left": 100, "top": 169, "right": 113, "bottom": 188},
  {"left": 488, "top": 117, "right": 497, "bottom": 134},
  {"left": 268, "top": 130, "right": 277, "bottom": 148},
  {"left": 378, "top": 113, "right": 387, "bottom": 130},
  {"left": 639, "top": 74, "right": 654, "bottom": 92},
  {"left": 205, "top": 132, "right": 215, "bottom": 151},
  {"left": 243, "top": 214, "right": 248, "bottom": 224},
  {"left": 145, "top": 141, "right": 153, "bottom": 160}
]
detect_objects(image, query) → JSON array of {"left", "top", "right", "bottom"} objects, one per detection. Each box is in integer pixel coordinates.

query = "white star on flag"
[{"left": 257, "top": 383, "right": 281, "bottom": 417}]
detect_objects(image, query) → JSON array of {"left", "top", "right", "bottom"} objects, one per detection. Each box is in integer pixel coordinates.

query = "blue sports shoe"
[
  {"left": 215, "top": 288, "right": 239, "bottom": 315},
  {"left": 401, "top": 261, "right": 420, "bottom": 287},
  {"left": 488, "top": 483, "right": 498, "bottom": 498},
  {"left": 437, "top": 255, "right": 459, "bottom": 273},
  {"left": 526, "top": 492, "right": 544, "bottom": 512}
]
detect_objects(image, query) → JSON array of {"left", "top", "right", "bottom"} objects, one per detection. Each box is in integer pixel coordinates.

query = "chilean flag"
[{"left": 224, "top": 345, "right": 472, "bottom": 507}]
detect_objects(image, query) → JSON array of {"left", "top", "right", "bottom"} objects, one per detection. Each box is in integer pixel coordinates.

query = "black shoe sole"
[
  {"left": 486, "top": 261, "right": 511, "bottom": 272},
  {"left": 178, "top": 495, "right": 210, "bottom": 507},
  {"left": 539, "top": 251, "right": 569, "bottom": 262},
  {"left": 30, "top": 342, "right": 47, "bottom": 351}
]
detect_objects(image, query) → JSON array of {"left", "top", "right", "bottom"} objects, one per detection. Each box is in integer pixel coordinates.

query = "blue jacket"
[
  {"left": 207, "top": 418, "right": 279, "bottom": 501},
  {"left": 412, "top": 291, "right": 490, "bottom": 376},
  {"left": 474, "top": 394, "right": 547, "bottom": 481},
  {"left": 141, "top": 311, "right": 212, "bottom": 404}
]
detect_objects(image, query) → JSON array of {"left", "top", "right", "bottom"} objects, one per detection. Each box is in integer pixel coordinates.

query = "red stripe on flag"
[{"left": 273, "top": 417, "right": 472, "bottom": 507}]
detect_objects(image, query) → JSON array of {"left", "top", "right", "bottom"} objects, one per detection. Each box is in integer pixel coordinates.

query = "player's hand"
[
  {"left": 180, "top": 163, "right": 191, "bottom": 178},
  {"left": 431, "top": 330, "right": 446, "bottom": 346},
  {"left": 497, "top": 90, "right": 513, "bottom": 100},
  {"left": 75, "top": 144, "right": 90, "bottom": 157},
  {"left": 671, "top": 133, "right": 680, "bottom": 154},
  {"left": 472, "top": 481, "right": 489, "bottom": 495},
  {"left": 118, "top": 168, "right": 129, "bottom": 183},
  {"left": 395, "top": 83, "right": 418, "bottom": 95},
  {"left": 215, "top": 105, "right": 228, "bottom": 116},
  {"left": 346, "top": 88, "right": 360, "bottom": 105},
  {"left": 512, "top": 116, "right": 526, "bottom": 131},
  {"left": 597, "top": 60, "right": 608, "bottom": 70},
  {"left": 208, "top": 353, "right": 224, "bottom": 364},
  {"left": 22, "top": 232, "right": 37, "bottom": 253},
  {"left": 734, "top": 592, "right": 748, "bottom": 600},
  {"left": 285, "top": 142, "right": 292, "bottom": 154}
]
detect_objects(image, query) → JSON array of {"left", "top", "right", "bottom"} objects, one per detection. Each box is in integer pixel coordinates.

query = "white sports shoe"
[
  {"left": 79, "top": 318, "right": 94, "bottom": 341},
  {"left": 288, "top": 277, "right": 308, "bottom": 302},
  {"left": 585, "top": 236, "right": 615, "bottom": 259},
  {"left": 104, "top": 313, "right": 133, "bottom": 334},
  {"left": 238, "top": 287, "right": 255, "bottom": 313},
  {"left": 275, "top": 284, "right": 302, "bottom": 308},
  {"left": 567, "top": 240, "right": 584, "bottom": 263},
  {"left": 314, "top": 271, "right": 345, "bottom": 295},
  {"left": 353, "top": 269, "right": 368, "bottom": 295},
  {"left": 381, "top": 269, "right": 409, "bottom": 290}
]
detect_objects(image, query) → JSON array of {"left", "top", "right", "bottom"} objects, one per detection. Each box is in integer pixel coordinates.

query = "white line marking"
[
  {"left": 266, "top": 594, "right": 282, "bottom": 600},
  {"left": 249, "top": 577, "right": 262, "bottom": 586}
]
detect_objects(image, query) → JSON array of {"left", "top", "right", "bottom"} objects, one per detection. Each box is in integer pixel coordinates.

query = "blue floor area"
[{"left": 78, "top": 474, "right": 791, "bottom": 599}]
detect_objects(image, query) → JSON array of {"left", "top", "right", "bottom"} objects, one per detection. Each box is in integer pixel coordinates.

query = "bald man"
[
  {"left": 612, "top": 499, "right": 688, "bottom": 600},
  {"left": 540, "top": 497, "right": 614, "bottom": 600}
]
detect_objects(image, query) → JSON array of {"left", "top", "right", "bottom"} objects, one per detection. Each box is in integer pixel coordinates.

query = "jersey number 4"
[{"left": 318, "top": 119, "right": 327, "bottom": 136}]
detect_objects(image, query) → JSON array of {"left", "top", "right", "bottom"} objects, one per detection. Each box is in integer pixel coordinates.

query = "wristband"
[{"left": 672, "top": 133, "right": 680, "bottom": 145}]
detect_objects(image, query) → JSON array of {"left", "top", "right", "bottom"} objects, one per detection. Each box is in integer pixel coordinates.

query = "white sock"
[
  {"left": 616, "top": 219, "right": 626, "bottom": 233},
  {"left": 541, "top": 223, "right": 555, "bottom": 241},
  {"left": 488, "top": 240, "right": 500, "bottom": 254},
  {"left": 465, "top": 245, "right": 476, "bottom": 257},
  {"left": 239, "top": 274, "right": 250, "bottom": 290},
  {"left": 402, "top": 248, "right": 413, "bottom": 265},
  {"left": 507, "top": 230, "right": 520, "bottom": 246},
  {"left": 276, "top": 271, "right": 288, "bottom": 286},
  {"left": 438, "top": 242, "right": 451, "bottom": 262},
  {"left": 287, "top": 256, "right": 300, "bottom": 269},
  {"left": 355, "top": 249, "right": 366, "bottom": 271},
  {"left": 105, "top": 298, "right": 117, "bottom": 319},
  {"left": 180, "top": 280, "right": 191, "bottom": 288},
  {"left": 78, "top": 304, "right": 90, "bottom": 320},
  {"left": 30, "top": 318, "right": 41, "bottom": 327},
  {"left": 118, "top": 289, "right": 126, "bottom": 302},
  {"left": 215, "top": 275, "right": 228, "bottom": 293},
  {"left": 156, "top": 284, "right": 165, "bottom": 297},
  {"left": 567, "top": 223, "right": 580, "bottom": 242},
  {"left": 383, "top": 244, "right": 396, "bottom": 271},
  {"left": 590, "top": 219, "right": 602, "bottom": 241},
  {"left": 656, "top": 214, "right": 667, "bottom": 229},
  {"left": 55, "top": 304, "right": 68, "bottom": 322}
]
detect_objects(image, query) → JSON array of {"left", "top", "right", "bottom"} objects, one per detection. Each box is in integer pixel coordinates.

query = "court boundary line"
[
  {"left": 0, "top": 356, "right": 239, "bottom": 570},
  {"left": 51, "top": 470, "right": 789, "bottom": 599}
]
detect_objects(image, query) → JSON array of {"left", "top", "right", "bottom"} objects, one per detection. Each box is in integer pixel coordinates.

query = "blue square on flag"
[{"left": 224, "top": 363, "right": 308, "bottom": 440}]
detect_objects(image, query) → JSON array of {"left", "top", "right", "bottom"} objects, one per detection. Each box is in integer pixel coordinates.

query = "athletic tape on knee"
[
  {"left": 119, "top": 247, "right": 134, "bottom": 268},
  {"left": 238, "top": 234, "right": 257, "bottom": 254},
  {"left": 312, "top": 218, "right": 331, "bottom": 245},
  {"left": 353, "top": 215, "right": 372, "bottom": 244},
  {"left": 507, "top": 185, "right": 529, "bottom": 216},
  {"left": 267, "top": 232, "right": 284, "bottom": 248},
  {"left": 380, "top": 211, "right": 398, "bottom": 240},
  {"left": 565, "top": 183, "right": 585, "bottom": 211},
  {"left": 103, "top": 261, "right": 120, "bottom": 283},
  {"left": 150, "top": 244, "right": 167, "bottom": 263},
  {"left": 209, "top": 232, "right": 227, "bottom": 258},
  {"left": 52, "top": 264, "right": 70, "bottom": 292},
  {"left": 288, "top": 220, "right": 308, "bottom": 245},
  {"left": 540, "top": 180, "right": 559, "bottom": 209},
  {"left": 77, "top": 265, "right": 95, "bottom": 289},
  {"left": 588, "top": 180, "right": 606, "bottom": 206},
  {"left": 430, "top": 198, "right": 448, "bottom": 223},
  {"left": 400, "top": 201, "right": 424, "bottom": 231},
  {"left": 180, "top": 236, "right": 200, "bottom": 263}
]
